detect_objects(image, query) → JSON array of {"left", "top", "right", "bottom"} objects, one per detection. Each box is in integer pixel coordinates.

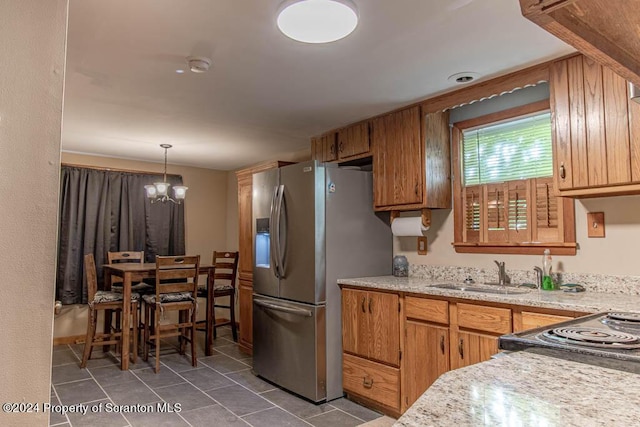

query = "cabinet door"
[
  {"left": 237, "top": 176, "right": 253, "bottom": 281},
  {"left": 311, "top": 137, "right": 324, "bottom": 162},
  {"left": 451, "top": 330, "right": 499, "bottom": 369},
  {"left": 323, "top": 132, "right": 338, "bottom": 162},
  {"left": 551, "top": 54, "right": 639, "bottom": 195},
  {"left": 338, "top": 122, "right": 370, "bottom": 159},
  {"left": 372, "top": 106, "right": 424, "bottom": 209},
  {"left": 238, "top": 280, "right": 253, "bottom": 353},
  {"left": 342, "top": 288, "right": 369, "bottom": 358},
  {"left": 404, "top": 321, "right": 449, "bottom": 409},
  {"left": 368, "top": 291, "right": 400, "bottom": 366}
]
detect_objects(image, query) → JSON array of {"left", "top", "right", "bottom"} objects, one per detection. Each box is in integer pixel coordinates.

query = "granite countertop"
[
  {"left": 394, "top": 351, "right": 640, "bottom": 427},
  {"left": 338, "top": 276, "right": 640, "bottom": 313}
]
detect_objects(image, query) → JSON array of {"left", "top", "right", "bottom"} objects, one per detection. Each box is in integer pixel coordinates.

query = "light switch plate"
[
  {"left": 417, "top": 236, "right": 427, "bottom": 255},
  {"left": 587, "top": 212, "right": 605, "bottom": 238}
]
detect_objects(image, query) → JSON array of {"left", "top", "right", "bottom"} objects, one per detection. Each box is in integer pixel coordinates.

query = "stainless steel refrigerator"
[{"left": 252, "top": 160, "right": 392, "bottom": 403}]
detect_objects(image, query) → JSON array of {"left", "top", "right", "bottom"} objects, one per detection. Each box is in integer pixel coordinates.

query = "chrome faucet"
[
  {"left": 494, "top": 260, "right": 506, "bottom": 286},
  {"left": 533, "top": 266, "right": 543, "bottom": 290}
]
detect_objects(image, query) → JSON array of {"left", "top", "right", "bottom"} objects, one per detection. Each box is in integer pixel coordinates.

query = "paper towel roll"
[{"left": 391, "top": 217, "right": 429, "bottom": 237}]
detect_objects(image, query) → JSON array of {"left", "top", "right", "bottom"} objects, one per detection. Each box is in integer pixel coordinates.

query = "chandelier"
[{"left": 144, "top": 144, "right": 188, "bottom": 204}]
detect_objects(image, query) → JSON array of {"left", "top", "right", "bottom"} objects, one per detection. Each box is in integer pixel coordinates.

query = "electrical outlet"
[{"left": 417, "top": 236, "right": 427, "bottom": 255}]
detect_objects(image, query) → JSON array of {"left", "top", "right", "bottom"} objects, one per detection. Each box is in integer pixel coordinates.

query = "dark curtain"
[{"left": 56, "top": 166, "right": 186, "bottom": 304}]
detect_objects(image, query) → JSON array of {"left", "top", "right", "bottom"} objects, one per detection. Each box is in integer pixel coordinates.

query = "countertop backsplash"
[{"left": 409, "top": 264, "right": 640, "bottom": 296}]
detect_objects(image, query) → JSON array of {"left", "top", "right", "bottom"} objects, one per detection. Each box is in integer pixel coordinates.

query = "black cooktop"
[{"left": 499, "top": 312, "right": 640, "bottom": 372}]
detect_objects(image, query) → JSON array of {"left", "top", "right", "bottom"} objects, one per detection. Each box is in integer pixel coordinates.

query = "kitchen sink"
[{"left": 429, "top": 283, "right": 530, "bottom": 295}]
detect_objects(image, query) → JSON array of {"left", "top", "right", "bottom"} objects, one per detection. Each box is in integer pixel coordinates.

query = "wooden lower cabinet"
[
  {"left": 238, "top": 280, "right": 253, "bottom": 354},
  {"left": 403, "top": 321, "right": 449, "bottom": 409},
  {"left": 343, "top": 353, "right": 400, "bottom": 415},
  {"left": 449, "top": 330, "right": 500, "bottom": 370},
  {"left": 515, "top": 311, "right": 574, "bottom": 332}
]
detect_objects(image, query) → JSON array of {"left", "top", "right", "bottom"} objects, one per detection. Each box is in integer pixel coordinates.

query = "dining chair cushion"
[
  {"left": 92, "top": 290, "right": 141, "bottom": 305},
  {"left": 213, "top": 284, "right": 234, "bottom": 291},
  {"left": 142, "top": 292, "right": 194, "bottom": 304}
]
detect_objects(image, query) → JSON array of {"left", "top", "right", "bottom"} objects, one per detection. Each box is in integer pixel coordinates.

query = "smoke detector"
[{"left": 187, "top": 56, "right": 211, "bottom": 73}]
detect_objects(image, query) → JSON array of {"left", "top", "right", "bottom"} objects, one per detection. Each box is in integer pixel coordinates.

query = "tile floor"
[{"left": 50, "top": 327, "right": 385, "bottom": 427}]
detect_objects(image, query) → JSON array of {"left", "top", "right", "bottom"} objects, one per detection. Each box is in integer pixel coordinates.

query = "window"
[{"left": 452, "top": 100, "right": 576, "bottom": 255}]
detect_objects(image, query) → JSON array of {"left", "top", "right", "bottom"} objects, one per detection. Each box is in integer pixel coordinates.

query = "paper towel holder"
[{"left": 390, "top": 209, "right": 431, "bottom": 228}]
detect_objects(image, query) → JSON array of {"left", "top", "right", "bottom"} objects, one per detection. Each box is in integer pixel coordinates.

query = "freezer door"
[
  {"left": 278, "top": 161, "right": 325, "bottom": 304},
  {"left": 252, "top": 295, "right": 326, "bottom": 402},
  {"left": 252, "top": 168, "right": 280, "bottom": 298}
]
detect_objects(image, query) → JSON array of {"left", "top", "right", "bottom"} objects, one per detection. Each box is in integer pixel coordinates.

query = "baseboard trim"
[{"left": 53, "top": 334, "right": 85, "bottom": 346}]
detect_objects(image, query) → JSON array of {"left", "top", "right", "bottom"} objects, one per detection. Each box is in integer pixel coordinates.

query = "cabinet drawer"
[
  {"left": 405, "top": 297, "right": 448, "bottom": 324},
  {"left": 343, "top": 353, "right": 400, "bottom": 410},
  {"left": 521, "top": 312, "right": 573, "bottom": 331},
  {"left": 457, "top": 303, "right": 512, "bottom": 334}
]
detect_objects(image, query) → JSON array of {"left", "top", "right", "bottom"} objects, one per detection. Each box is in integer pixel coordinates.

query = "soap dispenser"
[{"left": 541, "top": 249, "right": 554, "bottom": 290}]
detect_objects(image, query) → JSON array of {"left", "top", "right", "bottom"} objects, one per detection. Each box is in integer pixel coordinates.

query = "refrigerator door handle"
[
  {"left": 254, "top": 298, "right": 313, "bottom": 317},
  {"left": 275, "top": 184, "right": 286, "bottom": 278},
  {"left": 269, "top": 185, "right": 280, "bottom": 279}
]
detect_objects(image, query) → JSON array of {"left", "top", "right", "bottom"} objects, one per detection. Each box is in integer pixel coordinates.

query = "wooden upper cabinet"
[
  {"left": 311, "top": 122, "right": 371, "bottom": 163},
  {"left": 551, "top": 55, "right": 640, "bottom": 197},
  {"left": 337, "top": 121, "right": 370, "bottom": 160},
  {"left": 519, "top": 0, "right": 640, "bottom": 88},
  {"left": 372, "top": 106, "right": 451, "bottom": 211}
]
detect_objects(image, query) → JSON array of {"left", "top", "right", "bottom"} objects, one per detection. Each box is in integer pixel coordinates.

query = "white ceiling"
[{"left": 61, "top": 0, "right": 574, "bottom": 171}]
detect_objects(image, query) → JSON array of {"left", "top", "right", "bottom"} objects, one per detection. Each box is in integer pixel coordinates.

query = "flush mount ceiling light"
[
  {"left": 277, "top": 0, "right": 359, "bottom": 43},
  {"left": 144, "top": 144, "right": 188, "bottom": 204}
]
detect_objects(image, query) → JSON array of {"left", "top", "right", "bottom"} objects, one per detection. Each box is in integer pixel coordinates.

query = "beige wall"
[
  {"left": 56, "top": 153, "right": 230, "bottom": 337},
  {"left": 396, "top": 195, "right": 640, "bottom": 278},
  {"left": 0, "top": 1, "right": 67, "bottom": 425}
]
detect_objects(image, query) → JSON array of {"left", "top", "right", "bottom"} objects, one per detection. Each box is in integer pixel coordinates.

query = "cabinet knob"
[
  {"left": 339, "top": 141, "right": 344, "bottom": 153},
  {"left": 368, "top": 298, "right": 372, "bottom": 314},
  {"left": 440, "top": 335, "right": 445, "bottom": 354},
  {"left": 458, "top": 338, "right": 464, "bottom": 359},
  {"left": 330, "top": 143, "right": 336, "bottom": 156},
  {"left": 361, "top": 297, "right": 366, "bottom": 313},
  {"left": 363, "top": 376, "right": 374, "bottom": 389},
  {"left": 560, "top": 163, "right": 566, "bottom": 180}
]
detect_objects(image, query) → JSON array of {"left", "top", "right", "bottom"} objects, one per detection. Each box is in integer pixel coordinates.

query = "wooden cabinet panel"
[
  {"left": 237, "top": 176, "right": 253, "bottom": 281},
  {"left": 405, "top": 297, "right": 448, "bottom": 324},
  {"left": 519, "top": 0, "right": 640, "bottom": 88},
  {"left": 368, "top": 292, "right": 400, "bottom": 366},
  {"left": 342, "top": 288, "right": 400, "bottom": 366},
  {"left": 337, "top": 122, "right": 370, "bottom": 160},
  {"left": 238, "top": 280, "right": 253, "bottom": 353},
  {"left": 404, "top": 321, "right": 449, "bottom": 409},
  {"left": 343, "top": 354, "right": 400, "bottom": 411},
  {"left": 342, "top": 288, "right": 368, "bottom": 357},
  {"left": 456, "top": 303, "right": 512, "bottom": 335},
  {"left": 372, "top": 106, "right": 424, "bottom": 209},
  {"left": 450, "top": 330, "right": 499, "bottom": 370},
  {"left": 551, "top": 54, "right": 640, "bottom": 197},
  {"left": 517, "top": 311, "right": 573, "bottom": 332}
]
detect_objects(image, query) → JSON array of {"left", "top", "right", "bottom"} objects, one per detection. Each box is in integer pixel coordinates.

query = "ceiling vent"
[{"left": 187, "top": 56, "right": 211, "bottom": 73}]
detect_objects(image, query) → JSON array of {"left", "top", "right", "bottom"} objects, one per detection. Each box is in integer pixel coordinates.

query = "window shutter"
[
  {"left": 532, "top": 177, "right": 562, "bottom": 242},
  {"left": 484, "top": 184, "right": 507, "bottom": 242},
  {"left": 507, "top": 180, "right": 531, "bottom": 243},
  {"left": 463, "top": 186, "right": 482, "bottom": 243}
]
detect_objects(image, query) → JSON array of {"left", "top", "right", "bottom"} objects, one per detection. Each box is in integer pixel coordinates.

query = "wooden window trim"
[{"left": 452, "top": 101, "right": 576, "bottom": 255}]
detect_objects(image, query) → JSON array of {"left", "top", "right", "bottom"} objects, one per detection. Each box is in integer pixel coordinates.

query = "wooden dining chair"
[
  {"left": 197, "top": 251, "right": 239, "bottom": 341},
  {"left": 107, "top": 251, "right": 153, "bottom": 293},
  {"left": 142, "top": 255, "right": 200, "bottom": 373},
  {"left": 80, "top": 253, "right": 140, "bottom": 368}
]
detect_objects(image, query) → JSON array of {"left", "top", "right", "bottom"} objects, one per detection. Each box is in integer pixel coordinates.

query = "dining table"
[{"left": 102, "top": 262, "right": 216, "bottom": 370}]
